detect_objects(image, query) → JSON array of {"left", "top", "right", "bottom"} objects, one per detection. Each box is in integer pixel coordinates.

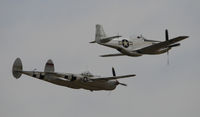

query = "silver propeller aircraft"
[
  {"left": 12, "top": 58, "right": 135, "bottom": 91},
  {"left": 90, "top": 24, "right": 189, "bottom": 58}
]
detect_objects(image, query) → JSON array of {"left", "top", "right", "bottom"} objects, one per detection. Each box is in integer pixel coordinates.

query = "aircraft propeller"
[
  {"left": 112, "top": 67, "right": 116, "bottom": 76},
  {"left": 165, "top": 29, "right": 170, "bottom": 65},
  {"left": 112, "top": 67, "right": 127, "bottom": 86},
  {"left": 165, "top": 29, "right": 169, "bottom": 41}
]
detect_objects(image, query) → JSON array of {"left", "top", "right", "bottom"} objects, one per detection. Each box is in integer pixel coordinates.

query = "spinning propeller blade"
[
  {"left": 165, "top": 29, "right": 169, "bottom": 41},
  {"left": 116, "top": 80, "right": 127, "bottom": 86},
  {"left": 166, "top": 29, "right": 169, "bottom": 65},
  {"left": 119, "top": 82, "right": 127, "bottom": 86},
  {"left": 112, "top": 67, "right": 116, "bottom": 76},
  {"left": 112, "top": 67, "right": 127, "bottom": 86},
  {"left": 167, "top": 51, "right": 170, "bottom": 65}
]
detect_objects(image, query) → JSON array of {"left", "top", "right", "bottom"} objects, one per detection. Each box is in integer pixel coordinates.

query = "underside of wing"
[
  {"left": 92, "top": 74, "right": 136, "bottom": 81},
  {"left": 137, "top": 36, "right": 188, "bottom": 54},
  {"left": 100, "top": 53, "right": 125, "bottom": 57}
]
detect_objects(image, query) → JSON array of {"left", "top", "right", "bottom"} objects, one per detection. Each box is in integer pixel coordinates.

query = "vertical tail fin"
[
  {"left": 95, "top": 24, "right": 107, "bottom": 43},
  {"left": 44, "top": 59, "right": 54, "bottom": 72},
  {"left": 12, "top": 58, "right": 23, "bottom": 79}
]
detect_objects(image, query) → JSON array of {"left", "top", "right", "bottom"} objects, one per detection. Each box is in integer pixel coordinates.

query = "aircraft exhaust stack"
[{"left": 12, "top": 58, "right": 23, "bottom": 79}]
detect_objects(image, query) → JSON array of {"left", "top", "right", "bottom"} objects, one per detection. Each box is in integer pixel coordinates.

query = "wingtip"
[
  {"left": 184, "top": 36, "right": 189, "bottom": 38},
  {"left": 89, "top": 41, "right": 96, "bottom": 43},
  {"left": 100, "top": 55, "right": 106, "bottom": 57},
  {"left": 132, "top": 74, "right": 136, "bottom": 77},
  {"left": 180, "top": 36, "right": 189, "bottom": 39}
]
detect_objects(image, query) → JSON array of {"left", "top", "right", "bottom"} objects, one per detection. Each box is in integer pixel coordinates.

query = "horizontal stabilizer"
[
  {"left": 91, "top": 35, "right": 122, "bottom": 44},
  {"left": 89, "top": 41, "right": 96, "bottom": 43},
  {"left": 99, "top": 35, "right": 122, "bottom": 43},
  {"left": 100, "top": 53, "right": 124, "bottom": 57}
]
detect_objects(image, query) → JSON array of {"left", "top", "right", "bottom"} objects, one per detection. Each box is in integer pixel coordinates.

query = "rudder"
[
  {"left": 44, "top": 59, "right": 54, "bottom": 72},
  {"left": 12, "top": 58, "right": 23, "bottom": 79},
  {"left": 95, "top": 24, "right": 107, "bottom": 43}
]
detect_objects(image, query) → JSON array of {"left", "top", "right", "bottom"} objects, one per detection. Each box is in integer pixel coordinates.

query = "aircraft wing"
[
  {"left": 137, "top": 36, "right": 188, "bottom": 54},
  {"left": 100, "top": 53, "right": 125, "bottom": 57},
  {"left": 91, "top": 74, "right": 136, "bottom": 81},
  {"left": 45, "top": 71, "right": 61, "bottom": 76},
  {"left": 45, "top": 72, "right": 69, "bottom": 78}
]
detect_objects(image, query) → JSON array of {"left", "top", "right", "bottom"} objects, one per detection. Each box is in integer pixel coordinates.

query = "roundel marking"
[{"left": 122, "top": 39, "right": 129, "bottom": 48}]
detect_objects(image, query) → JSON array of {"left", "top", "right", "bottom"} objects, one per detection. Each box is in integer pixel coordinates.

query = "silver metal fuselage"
[{"left": 99, "top": 37, "right": 170, "bottom": 56}]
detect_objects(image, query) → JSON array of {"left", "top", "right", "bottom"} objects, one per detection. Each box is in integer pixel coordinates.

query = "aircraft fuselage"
[
  {"left": 21, "top": 71, "right": 117, "bottom": 91},
  {"left": 100, "top": 37, "right": 170, "bottom": 56}
]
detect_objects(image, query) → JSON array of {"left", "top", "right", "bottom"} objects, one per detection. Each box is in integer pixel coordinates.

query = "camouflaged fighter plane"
[
  {"left": 90, "top": 24, "right": 189, "bottom": 59},
  {"left": 12, "top": 58, "right": 135, "bottom": 91}
]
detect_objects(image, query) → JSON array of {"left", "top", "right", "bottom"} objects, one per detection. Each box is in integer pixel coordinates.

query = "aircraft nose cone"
[{"left": 115, "top": 80, "right": 119, "bottom": 85}]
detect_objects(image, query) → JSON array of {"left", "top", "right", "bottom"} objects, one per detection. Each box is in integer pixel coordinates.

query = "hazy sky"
[{"left": 0, "top": 0, "right": 200, "bottom": 117}]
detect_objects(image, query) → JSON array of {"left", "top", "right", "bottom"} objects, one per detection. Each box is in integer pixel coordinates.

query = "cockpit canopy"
[
  {"left": 129, "top": 34, "right": 146, "bottom": 40},
  {"left": 81, "top": 71, "right": 94, "bottom": 77},
  {"left": 137, "top": 35, "right": 145, "bottom": 39}
]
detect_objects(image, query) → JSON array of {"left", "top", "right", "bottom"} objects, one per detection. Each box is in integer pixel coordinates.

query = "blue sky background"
[{"left": 0, "top": 0, "right": 199, "bottom": 117}]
